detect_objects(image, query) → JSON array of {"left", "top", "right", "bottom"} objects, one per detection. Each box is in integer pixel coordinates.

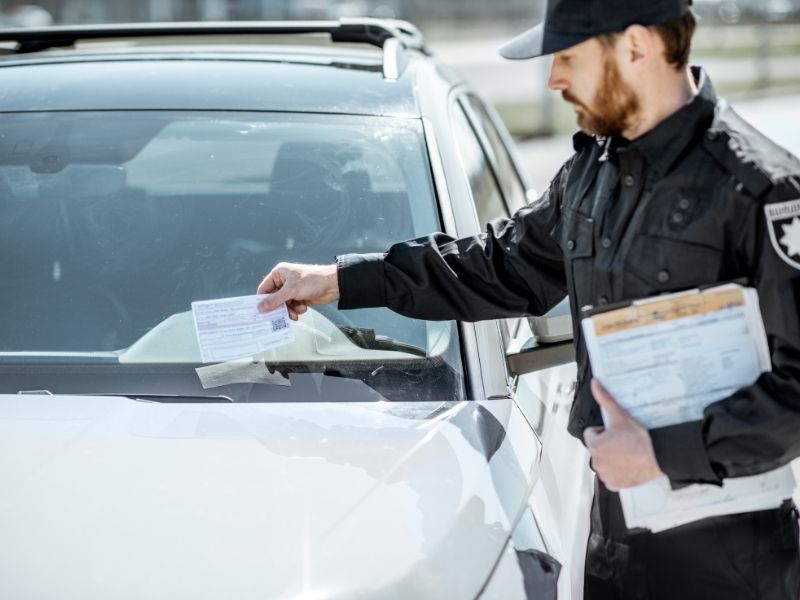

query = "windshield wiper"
[
  {"left": 15, "top": 390, "right": 234, "bottom": 402},
  {"left": 337, "top": 326, "right": 427, "bottom": 358},
  {"left": 88, "top": 393, "right": 234, "bottom": 403}
]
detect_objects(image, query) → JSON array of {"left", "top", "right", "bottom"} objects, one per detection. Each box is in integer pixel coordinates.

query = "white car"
[{"left": 0, "top": 20, "right": 593, "bottom": 599}]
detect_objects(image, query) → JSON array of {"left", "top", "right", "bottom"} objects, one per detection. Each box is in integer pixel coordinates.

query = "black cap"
[{"left": 500, "top": 0, "right": 693, "bottom": 60}]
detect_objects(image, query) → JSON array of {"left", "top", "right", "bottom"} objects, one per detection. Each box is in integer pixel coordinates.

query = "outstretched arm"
[{"left": 257, "top": 158, "right": 574, "bottom": 323}]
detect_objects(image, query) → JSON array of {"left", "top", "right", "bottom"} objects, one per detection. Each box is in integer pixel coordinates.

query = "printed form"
[
  {"left": 582, "top": 284, "right": 796, "bottom": 532},
  {"left": 192, "top": 295, "right": 295, "bottom": 364}
]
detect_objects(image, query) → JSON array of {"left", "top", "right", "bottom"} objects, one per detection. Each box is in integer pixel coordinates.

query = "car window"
[
  {"left": 461, "top": 96, "right": 528, "bottom": 213},
  {"left": 452, "top": 99, "right": 523, "bottom": 345},
  {"left": 0, "top": 111, "right": 465, "bottom": 402},
  {"left": 451, "top": 101, "right": 509, "bottom": 224}
]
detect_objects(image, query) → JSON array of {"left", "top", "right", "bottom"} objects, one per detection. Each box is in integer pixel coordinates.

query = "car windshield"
[{"left": 0, "top": 111, "right": 465, "bottom": 402}]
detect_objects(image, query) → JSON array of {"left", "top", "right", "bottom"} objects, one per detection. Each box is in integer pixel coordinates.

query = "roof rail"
[
  {"left": 0, "top": 18, "right": 430, "bottom": 57},
  {"left": 381, "top": 38, "right": 406, "bottom": 80}
]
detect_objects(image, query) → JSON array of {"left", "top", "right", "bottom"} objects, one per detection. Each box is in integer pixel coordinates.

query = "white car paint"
[{"left": 0, "top": 394, "right": 548, "bottom": 599}]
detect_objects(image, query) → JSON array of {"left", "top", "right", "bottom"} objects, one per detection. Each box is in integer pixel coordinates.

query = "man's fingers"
[
  {"left": 256, "top": 262, "right": 339, "bottom": 316},
  {"left": 286, "top": 300, "right": 308, "bottom": 321},
  {"left": 257, "top": 264, "right": 293, "bottom": 296},
  {"left": 583, "top": 426, "right": 605, "bottom": 448},
  {"left": 258, "top": 289, "right": 289, "bottom": 314},
  {"left": 591, "top": 379, "right": 630, "bottom": 426},
  {"left": 257, "top": 273, "right": 280, "bottom": 296}
]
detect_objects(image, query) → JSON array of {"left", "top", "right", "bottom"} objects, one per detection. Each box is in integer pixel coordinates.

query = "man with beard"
[{"left": 256, "top": 0, "right": 800, "bottom": 597}]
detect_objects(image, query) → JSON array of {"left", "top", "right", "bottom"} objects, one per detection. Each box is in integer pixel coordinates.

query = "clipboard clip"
[{"left": 580, "top": 277, "right": 750, "bottom": 319}]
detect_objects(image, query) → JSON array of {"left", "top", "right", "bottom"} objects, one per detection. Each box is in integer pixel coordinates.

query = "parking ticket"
[{"left": 191, "top": 295, "right": 295, "bottom": 363}]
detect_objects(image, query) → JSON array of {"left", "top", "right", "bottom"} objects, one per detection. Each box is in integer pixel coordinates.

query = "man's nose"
[{"left": 547, "top": 66, "right": 567, "bottom": 92}]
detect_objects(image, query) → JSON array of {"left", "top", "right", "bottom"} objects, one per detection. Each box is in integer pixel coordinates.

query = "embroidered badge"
[{"left": 766, "top": 199, "right": 800, "bottom": 270}]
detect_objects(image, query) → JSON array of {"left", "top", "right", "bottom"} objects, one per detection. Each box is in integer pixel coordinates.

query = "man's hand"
[
  {"left": 584, "top": 379, "right": 664, "bottom": 491},
  {"left": 257, "top": 263, "right": 340, "bottom": 321}
]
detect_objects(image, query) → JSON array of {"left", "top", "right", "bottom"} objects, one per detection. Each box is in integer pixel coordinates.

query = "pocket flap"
[
  {"left": 628, "top": 235, "right": 722, "bottom": 290},
  {"left": 552, "top": 208, "right": 594, "bottom": 259}
]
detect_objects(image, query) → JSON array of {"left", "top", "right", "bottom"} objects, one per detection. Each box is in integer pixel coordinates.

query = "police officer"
[{"left": 257, "top": 0, "right": 800, "bottom": 597}]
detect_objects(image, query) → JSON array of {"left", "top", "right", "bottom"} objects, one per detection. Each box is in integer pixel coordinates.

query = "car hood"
[{"left": 0, "top": 394, "right": 540, "bottom": 600}]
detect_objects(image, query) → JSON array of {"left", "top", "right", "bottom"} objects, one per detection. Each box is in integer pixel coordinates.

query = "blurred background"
[{"left": 2, "top": 0, "right": 798, "bottom": 190}]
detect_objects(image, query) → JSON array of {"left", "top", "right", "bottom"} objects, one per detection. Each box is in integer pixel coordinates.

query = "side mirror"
[
  {"left": 528, "top": 298, "right": 572, "bottom": 344},
  {"left": 506, "top": 299, "right": 575, "bottom": 376}
]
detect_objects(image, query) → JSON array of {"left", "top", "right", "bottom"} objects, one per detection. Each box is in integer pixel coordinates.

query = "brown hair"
[{"left": 598, "top": 11, "right": 697, "bottom": 70}]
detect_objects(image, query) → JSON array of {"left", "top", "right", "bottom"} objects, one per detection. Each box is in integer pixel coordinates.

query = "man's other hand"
[
  {"left": 257, "top": 263, "right": 340, "bottom": 321},
  {"left": 584, "top": 379, "right": 664, "bottom": 491}
]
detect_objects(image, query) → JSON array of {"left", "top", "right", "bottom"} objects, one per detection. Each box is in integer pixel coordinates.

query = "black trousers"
[{"left": 584, "top": 481, "right": 800, "bottom": 600}]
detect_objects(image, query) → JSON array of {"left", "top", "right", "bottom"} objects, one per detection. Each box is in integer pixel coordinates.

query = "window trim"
[
  {"left": 452, "top": 94, "right": 513, "bottom": 219},
  {"left": 464, "top": 94, "right": 535, "bottom": 209},
  {"left": 448, "top": 91, "right": 518, "bottom": 351}
]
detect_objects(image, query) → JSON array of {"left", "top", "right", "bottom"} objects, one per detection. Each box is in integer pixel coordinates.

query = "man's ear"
[{"left": 621, "top": 24, "right": 654, "bottom": 65}]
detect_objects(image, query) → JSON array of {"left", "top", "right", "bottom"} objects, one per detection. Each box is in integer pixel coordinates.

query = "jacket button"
[
  {"left": 567, "top": 240, "right": 576, "bottom": 251},
  {"left": 623, "top": 175, "right": 635, "bottom": 187},
  {"left": 599, "top": 296, "right": 609, "bottom": 305},
  {"left": 672, "top": 212, "right": 685, "bottom": 224},
  {"left": 601, "top": 237, "right": 612, "bottom": 249},
  {"left": 706, "top": 130, "right": 718, "bottom": 141},
  {"left": 657, "top": 270, "right": 671, "bottom": 284},
  {"left": 678, "top": 198, "right": 691, "bottom": 210}
]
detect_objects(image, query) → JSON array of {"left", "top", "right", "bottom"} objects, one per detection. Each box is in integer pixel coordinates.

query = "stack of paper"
[
  {"left": 582, "top": 284, "right": 796, "bottom": 532},
  {"left": 620, "top": 468, "right": 796, "bottom": 533}
]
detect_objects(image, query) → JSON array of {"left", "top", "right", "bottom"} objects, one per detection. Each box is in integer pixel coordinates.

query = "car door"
[{"left": 451, "top": 92, "right": 593, "bottom": 600}]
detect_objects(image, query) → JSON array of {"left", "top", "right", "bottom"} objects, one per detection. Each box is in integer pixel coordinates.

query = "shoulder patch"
[{"left": 765, "top": 199, "right": 800, "bottom": 270}]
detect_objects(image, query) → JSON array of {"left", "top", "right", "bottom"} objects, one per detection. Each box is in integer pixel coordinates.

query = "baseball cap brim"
[{"left": 499, "top": 23, "right": 595, "bottom": 60}]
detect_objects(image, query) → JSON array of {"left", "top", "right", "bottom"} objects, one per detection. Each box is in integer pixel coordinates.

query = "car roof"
[
  {"left": 0, "top": 20, "right": 433, "bottom": 117},
  {"left": 0, "top": 52, "right": 420, "bottom": 116}
]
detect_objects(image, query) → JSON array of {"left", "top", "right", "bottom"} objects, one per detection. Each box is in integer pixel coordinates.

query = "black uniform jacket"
[{"left": 336, "top": 69, "right": 800, "bottom": 488}]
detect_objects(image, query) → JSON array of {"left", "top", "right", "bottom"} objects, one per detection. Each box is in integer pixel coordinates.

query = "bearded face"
[{"left": 562, "top": 49, "right": 641, "bottom": 138}]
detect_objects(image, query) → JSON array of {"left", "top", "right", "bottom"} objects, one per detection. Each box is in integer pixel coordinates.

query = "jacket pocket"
[
  {"left": 551, "top": 207, "right": 594, "bottom": 259},
  {"left": 623, "top": 235, "right": 723, "bottom": 297}
]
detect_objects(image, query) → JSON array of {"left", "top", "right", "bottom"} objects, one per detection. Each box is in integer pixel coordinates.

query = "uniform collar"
[
  {"left": 626, "top": 67, "right": 718, "bottom": 175},
  {"left": 572, "top": 67, "right": 718, "bottom": 172}
]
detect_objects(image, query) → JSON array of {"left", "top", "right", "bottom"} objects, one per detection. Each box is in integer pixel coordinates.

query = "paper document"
[
  {"left": 192, "top": 295, "right": 295, "bottom": 364},
  {"left": 581, "top": 284, "right": 796, "bottom": 532},
  {"left": 621, "top": 467, "right": 796, "bottom": 533},
  {"left": 196, "top": 359, "right": 292, "bottom": 389},
  {"left": 582, "top": 284, "right": 771, "bottom": 429}
]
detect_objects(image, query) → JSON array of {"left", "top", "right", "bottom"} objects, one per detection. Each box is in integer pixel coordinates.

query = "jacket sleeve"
[
  {"left": 336, "top": 159, "right": 573, "bottom": 322},
  {"left": 651, "top": 176, "right": 800, "bottom": 485}
]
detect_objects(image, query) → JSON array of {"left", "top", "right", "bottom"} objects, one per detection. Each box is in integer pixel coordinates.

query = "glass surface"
[
  {"left": 0, "top": 111, "right": 464, "bottom": 401},
  {"left": 463, "top": 96, "right": 527, "bottom": 212},
  {"left": 451, "top": 103, "right": 508, "bottom": 225}
]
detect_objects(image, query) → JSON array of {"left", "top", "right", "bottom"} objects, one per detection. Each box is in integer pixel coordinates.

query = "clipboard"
[
  {"left": 578, "top": 281, "right": 795, "bottom": 532},
  {"left": 580, "top": 282, "right": 771, "bottom": 430}
]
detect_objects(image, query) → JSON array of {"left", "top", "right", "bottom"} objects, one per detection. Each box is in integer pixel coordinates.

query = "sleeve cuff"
[
  {"left": 336, "top": 253, "right": 387, "bottom": 310},
  {"left": 650, "top": 420, "right": 723, "bottom": 487}
]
